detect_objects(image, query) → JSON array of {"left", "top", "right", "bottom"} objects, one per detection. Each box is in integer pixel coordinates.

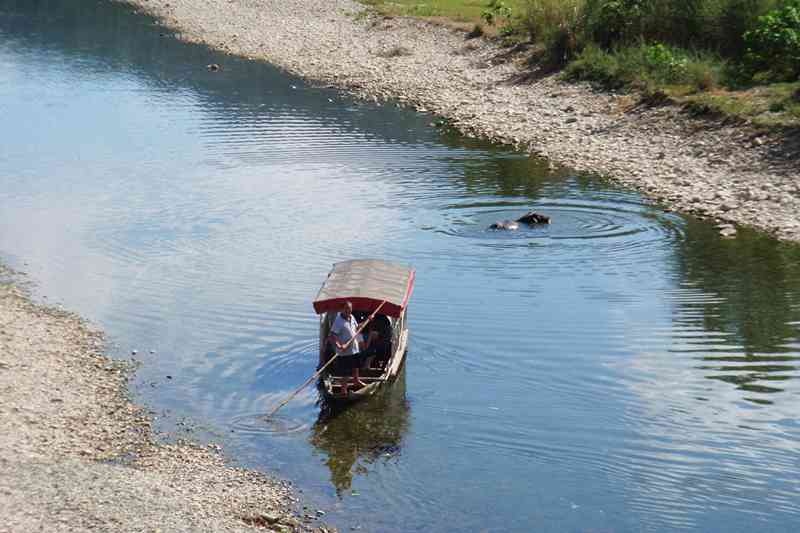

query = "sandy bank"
[
  {"left": 118, "top": 0, "right": 800, "bottom": 242},
  {"left": 0, "top": 270, "right": 329, "bottom": 533}
]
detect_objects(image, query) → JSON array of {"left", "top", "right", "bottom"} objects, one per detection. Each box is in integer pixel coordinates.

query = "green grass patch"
[
  {"left": 564, "top": 44, "right": 800, "bottom": 127},
  {"left": 679, "top": 82, "right": 800, "bottom": 127},
  {"left": 359, "top": 0, "right": 525, "bottom": 24}
]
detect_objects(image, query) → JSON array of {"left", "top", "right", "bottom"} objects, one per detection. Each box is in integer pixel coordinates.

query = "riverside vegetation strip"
[
  {"left": 0, "top": 270, "right": 331, "bottom": 533},
  {"left": 366, "top": 0, "right": 800, "bottom": 129},
  {"left": 119, "top": 0, "right": 800, "bottom": 241}
]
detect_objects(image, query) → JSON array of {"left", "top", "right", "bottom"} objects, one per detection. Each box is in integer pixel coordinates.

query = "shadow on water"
[{"left": 310, "top": 370, "right": 410, "bottom": 496}]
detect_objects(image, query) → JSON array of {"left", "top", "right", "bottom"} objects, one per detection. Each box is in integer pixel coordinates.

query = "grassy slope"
[
  {"left": 675, "top": 85, "right": 800, "bottom": 128},
  {"left": 358, "top": 0, "right": 800, "bottom": 130},
  {"left": 360, "top": 0, "right": 523, "bottom": 23}
]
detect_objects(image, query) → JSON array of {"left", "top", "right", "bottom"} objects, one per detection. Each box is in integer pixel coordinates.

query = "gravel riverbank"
[
  {"left": 0, "top": 270, "right": 329, "bottom": 533},
  {"left": 118, "top": 0, "right": 800, "bottom": 242}
]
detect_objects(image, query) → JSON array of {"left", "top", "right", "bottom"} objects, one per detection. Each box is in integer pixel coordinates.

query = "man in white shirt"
[{"left": 328, "top": 301, "right": 379, "bottom": 390}]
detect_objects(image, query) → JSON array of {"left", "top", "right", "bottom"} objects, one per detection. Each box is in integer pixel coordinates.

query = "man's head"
[{"left": 342, "top": 301, "right": 353, "bottom": 318}]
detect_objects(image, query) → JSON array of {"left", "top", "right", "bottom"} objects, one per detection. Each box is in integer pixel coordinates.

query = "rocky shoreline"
[
  {"left": 0, "top": 268, "right": 330, "bottom": 533},
  {"left": 117, "top": 0, "right": 800, "bottom": 242}
]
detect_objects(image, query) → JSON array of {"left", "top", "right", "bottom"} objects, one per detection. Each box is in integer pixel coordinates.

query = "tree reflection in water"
[
  {"left": 675, "top": 219, "right": 800, "bottom": 402},
  {"left": 309, "top": 369, "right": 410, "bottom": 495}
]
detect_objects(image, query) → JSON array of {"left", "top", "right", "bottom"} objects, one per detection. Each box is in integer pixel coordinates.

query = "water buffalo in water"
[
  {"left": 489, "top": 220, "right": 520, "bottom": 231},
  {"left": 489, "top": 211, "right": 551, "bottom": 230},
  {"left": 516, "top": 211, "right": 551, "bottom": 225}
]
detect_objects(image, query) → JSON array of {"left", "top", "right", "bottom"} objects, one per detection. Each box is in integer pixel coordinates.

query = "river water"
[{"left": 3, "top": 2, "right": 800, "bottom": 531}]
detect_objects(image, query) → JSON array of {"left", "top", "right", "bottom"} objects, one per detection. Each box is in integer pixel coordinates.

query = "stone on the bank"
[{"left": 261, "top": 512, "right": 280, "bottom": 524}]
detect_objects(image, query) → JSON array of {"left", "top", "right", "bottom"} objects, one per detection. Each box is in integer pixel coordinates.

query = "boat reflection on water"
[{"left": 310, "top": 368, "right": 410, "bottom": 495}]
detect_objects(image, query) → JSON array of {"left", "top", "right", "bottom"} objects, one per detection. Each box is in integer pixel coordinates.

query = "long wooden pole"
[{"left": 265, "top": 300, "right": 387, "bottom": 419}]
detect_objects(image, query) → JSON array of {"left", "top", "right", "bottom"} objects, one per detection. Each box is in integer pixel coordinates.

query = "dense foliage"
[
  {"left": 743, "top": 0, "right": 800, "bottom": 80},
  {"left": 515, "top": 0, "right": 800, "bottom": 85}
]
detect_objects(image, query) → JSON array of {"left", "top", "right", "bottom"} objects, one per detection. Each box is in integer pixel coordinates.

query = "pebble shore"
[
  {"left": 118, "top": 0, "right": 800, "bottom": 242},
  {"left": 0, "top": 271, "right": 330, "bottom": 533}
]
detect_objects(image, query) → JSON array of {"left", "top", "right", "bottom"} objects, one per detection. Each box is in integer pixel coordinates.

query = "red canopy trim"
[{"left": 312, "top": 260, "right": 415, "bottom": 318}]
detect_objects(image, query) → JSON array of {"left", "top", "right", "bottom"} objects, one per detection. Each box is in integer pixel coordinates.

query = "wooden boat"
[{"left": 313, "top": 259, "right": 415, "bottom": 402}]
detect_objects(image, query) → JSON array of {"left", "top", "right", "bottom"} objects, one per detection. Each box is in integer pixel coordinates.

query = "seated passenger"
[
  {"left": 327, "top": 301, "right": 380, "bottom": 391},
  {"left": 364, "top": 319, "right": 391, "bottom": 370}
]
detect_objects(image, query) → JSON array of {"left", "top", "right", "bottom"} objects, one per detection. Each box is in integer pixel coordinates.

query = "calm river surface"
[{"left": 3, "top": 2, "right": 800, "bottom": 531}]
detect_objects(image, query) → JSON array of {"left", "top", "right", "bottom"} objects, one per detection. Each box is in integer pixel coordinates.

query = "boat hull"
[{"left": 321, "top": 328, "right": 408, "bottom": 403}]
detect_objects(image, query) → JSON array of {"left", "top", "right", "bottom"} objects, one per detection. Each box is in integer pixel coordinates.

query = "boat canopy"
[{"left": 313, "top": 259, "right": 415, "bottom": 318}]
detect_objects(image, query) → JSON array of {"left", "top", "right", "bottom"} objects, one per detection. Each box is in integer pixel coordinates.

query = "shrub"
[
  {"left": 481, "top": 0, "right": 512, "bottom": 26},
  {"left": 520, "top": 0, "right": 584, "bottom": 65},
  {"left": 515, "top": 0, "right": 783, "bottom": 91},
  {"left": 642, "top": 43, "right": 689, "bottom": 82},
  {"left": 743, "top": 0, "right": 800, "bottom": 81},
  {"left": 715, "top": 0, "right": 778, "bottom": 56},
  {"left": 685, "top": 58, "right": 721, "bottom": 91},
  {"left": 581, "top": 0, "right": 778, "bottom": 53},
  {"left": 563, "top": 44, "right": 625, "bottom": 88},
  {"left": 565, "top": 42, "right": 721, "bottom": 91},
  {"left": 582, "top": 0, "right": 644, "bottom": 48}
]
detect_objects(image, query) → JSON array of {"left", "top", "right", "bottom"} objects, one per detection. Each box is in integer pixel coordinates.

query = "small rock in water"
[
  {"left": 206, "top": 63, "right": 220, "bottom": 72},
  {"left": 719, "top": 226, "right": 737, "bottom": 238},
  {"left": 131, "top": 350, "right": 138, "bottom": 355}
]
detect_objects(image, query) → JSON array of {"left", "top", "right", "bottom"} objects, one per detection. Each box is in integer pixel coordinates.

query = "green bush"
[
  {"left": 563, "top": 44, "right": 625, "bottom": 88},
  {"left": 642, "top": 43, "right": 689, "bottom": 82},
  {"left": 582, "top": 0, "right": 643, "bottom": 47},
  {"left": 511, "top": 0, "right": 790, "bottom": 93},
  {"left": 715, "top": 0, "right": 778, "bottom": 56},
  {"left": 743, "top": 0, "right": 800, "bottom": 81},
  {"left": 684, "top": 57, "right": 722, "bottom": 90},
  {"left": 481, "top": 0, "right": 512, "bottom": 26},
  {"left": 565, "top": 42, "right": 722, "bottom": 91},
  {"left": 580, "top": 0, "right": 778, "bottom": 53},
  {"left": 520, "top": 0, "right": 584, "bottom": 65}
]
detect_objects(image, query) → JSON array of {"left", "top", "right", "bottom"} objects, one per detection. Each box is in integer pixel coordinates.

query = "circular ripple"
[
  {"left": 230, "top": 412, "right": 310, "bottom": 436},
  {"left": 434, "top": 202, "right": 686, "bottom": 267}
]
